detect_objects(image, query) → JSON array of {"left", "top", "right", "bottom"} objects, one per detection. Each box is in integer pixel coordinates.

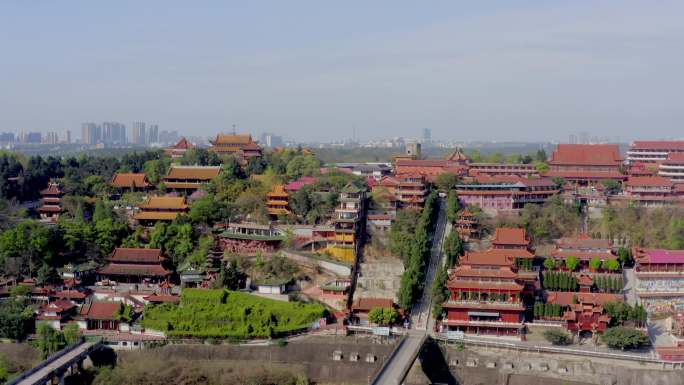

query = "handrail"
[
  {"left": 368, "top": 335, "right": 408, "bottom": 384},
  {"left": 434, "top": 334, "right": 684, "bottom": 366},
  {"left": 7, "top": 339, "right": 102, "bottom": 385}
]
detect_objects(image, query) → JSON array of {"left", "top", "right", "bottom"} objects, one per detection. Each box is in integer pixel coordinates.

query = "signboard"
[
  {"left": 373, "top": 327, "right": 391, "bottom": 336},
  {"left": 447, "top": 330, "right": 465, "bottom": 341}
]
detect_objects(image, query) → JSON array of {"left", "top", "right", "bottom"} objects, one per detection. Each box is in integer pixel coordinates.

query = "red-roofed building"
[
  {"left": 38, "top": 182, "right": 64, "bottom": 220},
  {"left": 111, "top": 173, "right": 152, "bottom": 191},
  {"left": 634, "top": 248, "right": 684, "bottom": 312},
  {"left": 395, "top": 150, "right": 468, "bottom": 180},
  {"left": 396, "top": 174, "right": 428, "bottom": 208},
  {"left": 659, "top": 152, "right": 684, "bottom": 183},
  {"left": 443, "top": 246, "right": 536, "bottom": 337},
  {"left": 455, "top": 210, "right": 478, "bottom": 241},
  {"left": 546, "top": 291, "right": 622, "bottom": 333},
  {"left": 350, "top": 297, "right": 395, "bottom": 324},
  {"left": 164, "top": 137, "right": 195, "bottom": 158},
  {"left": 36, "top": 299, "right": 78, "bottom": 330},
  {"left": 284, "top": 176, "right": 318, "bottom": 192},
  {"left": 624, "top": 176, "right": 682, "bottom": 206},
  {"left": 98, "top": 248, "right": 171, "bottom": 284},
  {"left": 468, "top": 163, "right": 538, "bottom": 178},
  {"left": 455, "top": 177, "right": 559, "bottom": 212},
  {"left": 546, "top": 144, "right": 625, "bottom": 185},
  {"left": 550, "top": 236, "right": 615, "bottom": 266},
  {"left": 77, "top": 302, "right": 123, "bottom": 330},
  {"left": 493, "top": 228, "right": 531, "bottom": 250},
  {"left": 208, "top": 133, "right": 262, "bottom": 159},
  {"left": 627, "top": 141, "right": 684, "bottom": 165}
]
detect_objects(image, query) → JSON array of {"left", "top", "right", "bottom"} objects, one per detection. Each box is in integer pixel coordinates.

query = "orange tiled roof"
[
  {"left": 138, "top": 196, "right": 188, "bottom": 210},
  {"left": 351, "top": 297, "right": 394, "bottom": 311},
  {"left": 133, "top": 212, "right": 180, "bottom": 221},
  {"left": 546, "top": 291, "right": 623, "bottom": 307},
  {"left": 111, "top": 173, "right": 151, "bottom": 188},
  {"left": 625, "top": 176, "right": 673, "bottom": 188},
  {"left": 631, "top": 141, "right": 684, "bottom": 150},
  {"left": 461, "top": 248, "right": 533, "bottom": 266},
  {"left": 493, "top": 227, "right": 529, "bottom": 246},
  {"left": 549, "top": 144, "right": 622, "bottom": 166},
  {"left": 107, "top": 248, "right": 164, "bottom": 263},
  {"left": 211, "top": 133, "right": 253, "bottom": 145},
  {"left": 165, "top": 166, "right": 221, "bottom": 180}
]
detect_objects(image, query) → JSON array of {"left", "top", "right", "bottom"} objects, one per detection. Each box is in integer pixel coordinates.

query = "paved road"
[
  {"left": 411, "top": 198, "right": 448, "bottom": 331},
  {"left": 623, "top": 268, "right": 637, "bottom": 306},
  {"left": 372, "top": 333, "right": 425, "bottom": 385},
  {"left": 14, "top": 341, "right": 96, "bottom": 385},
  {"left": 373, "top": 199, "right": 448, "bottom": 385}
]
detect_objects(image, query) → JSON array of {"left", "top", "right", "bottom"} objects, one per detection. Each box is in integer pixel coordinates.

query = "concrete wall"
[{"left": 442, "top": 344, "right": 684, "bottom": 385}]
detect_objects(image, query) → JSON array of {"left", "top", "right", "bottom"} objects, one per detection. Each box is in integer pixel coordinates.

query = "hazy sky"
[{"left": 1, "top": 1, "right": 683, "bottom": 142}]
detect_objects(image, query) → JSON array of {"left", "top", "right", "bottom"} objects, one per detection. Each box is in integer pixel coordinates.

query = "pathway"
[{"left": 12, "top": 341, "right": 97, "bottom": 385}]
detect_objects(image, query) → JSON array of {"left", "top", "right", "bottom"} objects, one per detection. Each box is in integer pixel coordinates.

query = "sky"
[{"left": 1, "top": 1, "right": 683, "bottom": 142}]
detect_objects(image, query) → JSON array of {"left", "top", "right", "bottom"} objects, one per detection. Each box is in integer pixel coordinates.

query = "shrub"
[
  {"left": 601, "top": 327, "right": 649, "bottom": 350},
  {"left": 543, "top": 328, "right": 572, "bottom": 345},
  {"left": 143, "top": 290, "right": 325, "bottom": 339}
]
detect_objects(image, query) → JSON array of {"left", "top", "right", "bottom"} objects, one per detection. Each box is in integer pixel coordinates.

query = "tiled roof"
[
  {"left": 172, "top": 137, "right": 194, "bottom": 149},
  {"left": 556, "top": 236, "right": 611, "bottom": 250},
  {"left": 625, "top": 176, "right": 673, "bottom": 188},
  {"left": 40, "top": 183, "right": 63, "bottom": 195},
  {"left": 133, "top": 212, "right": 180, "bottom": 221},
  {"left": 80, "top": 302, "right": 121, "bottom": 320},
  {"left": 551, "top": 250, "right": 614, "bottom": 261},
  {"left": 663, "top": 152, "right": 684, "bottom": 164},
  {"left": 99, "top": 263, "right": 171, "bottom": 276},
  {"left": 549, "top": 144, "right": 622, "bottom": 166},
  {"left": 546, "top": 291, "right": 623, "bottom": 306},
  {"left": 138, "top": 196, "right": 188, "bottom": 210},
  {"left": 284, "top": 176, "right": 317, "bottom": 191},
  {"left": 631, "top": 141, "right": 684, "bottom": 150},
  {"left": 211, "top": 133, "right": 253, "bottom": 145},
  {"left": 351, "top": 297, "right": 394, "bottom": 311},
  {"left": 165, "top": 166, "right": 221, "bottom": 180},
  {"left": 461, "top": 248, "right": 534, "bottom": 266},
  {"left": 52, "top": 289, "right": 90, "bottom": 300},
  {"left": 107, "top": 248, "right": 164, "bottom": 263},
  {"left": 493, "top": 227, "right": 529, "bottom": 246},
  {"left": 453, "top": 265, "right": 518, "bottom": 279},
  {"left": 111, "top": 173, "right": 151, "bottom": 188},
  {"left": 447, "top": 279, "right": 523, "bottom": 291},
  {"left": 634, "top": 248, "right": 684, "bottom": 264},
  {"left": 143, "top": 293, "right": 180, "bottom": 303},
  {"left": 543, "top": 170, "right": 626, "bottom": 179}
]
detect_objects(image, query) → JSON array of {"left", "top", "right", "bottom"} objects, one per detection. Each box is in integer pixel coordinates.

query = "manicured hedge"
[{"left": 143, "top": 289, "right": 325, "bottom": 339}]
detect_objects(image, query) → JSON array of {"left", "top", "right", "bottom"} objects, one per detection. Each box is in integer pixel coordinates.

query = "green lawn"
[{"left": 143, "top": 289, "right": 326, "bottom": 339}]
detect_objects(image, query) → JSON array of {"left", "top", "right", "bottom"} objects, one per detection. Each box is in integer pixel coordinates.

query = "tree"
[
  {"left": 63, "top": 323, "right": 81, "bottom": 345},
  {"left": 601, "top": 179, "right": 621, "bottom": 195},
  {"left": 368, "top": 307, "right": 399, "bottom": 326},
  {"left": 286, "top": 155, "right": 321, "bottom": 179},
  {"left": 446, "top": 190, "right": 461, "bottom": 223},
  {"left": 435, "top": 173, "right": 459, "bottom": 193},
  {"left": 544, "top": 258, "right": 556, "bottom": 270},
  {"left": 36, "top": 323, "right": 66, "bottom": 358},
  {"left": 443, "top": 232, "right": 463, "bottom": 267},
  {"left": 606, "top": 258, "right": 620, "bottom": 272},
  {"left": 0, "top": 300, "right": 33, "bottom": 340},
  {"left": 589, "top": 257, "right": 602, "bottom": 271},
  {"left": 617, "top": 247, "right": 633, "bottom": 267},
  {"left": 217, "top": 262, "right": 246, "bottom": 290},
  {"left": 431, "top": 265, "right": 450, "bottom": 319},
  {"left": 601, "top": 327, "right": 649, "bottom": 350},
  {"left": 565, "top": 256, "right": 579, "bottom": 271}
]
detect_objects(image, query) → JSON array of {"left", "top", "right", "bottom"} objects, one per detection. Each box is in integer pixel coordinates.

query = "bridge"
[
  {"left": 8, "top": 340, "right": 102, "bottom": 385},
  {"left": 370, "top": 198, "right": 449, "bottom": 385}
]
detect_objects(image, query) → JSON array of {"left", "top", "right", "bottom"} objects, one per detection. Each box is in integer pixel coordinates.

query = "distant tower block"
[{"left": 406, "top": 142, "right": 422, "bottom": 159}]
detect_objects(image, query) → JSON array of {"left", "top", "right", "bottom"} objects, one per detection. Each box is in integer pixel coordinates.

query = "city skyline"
[{"left": 1, "top": 1, "right": 684, "bottom": 142}]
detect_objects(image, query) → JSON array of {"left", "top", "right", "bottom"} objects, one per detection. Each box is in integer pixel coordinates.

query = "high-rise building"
[
  {"left": 148, "top": 124, "right": 159, "bottom": 144},
  {"left": 422, "top": 128, "right": 431, "bottom": 142},
  {"left": 159, "top": 130, "right": 179, "bottom": 144},
  {"left": 131, "top": 122, "right": 146, "bottom": 145},
  {"left": 102, "top": 122, "right": 126, "bottom": 145},
  {"left": 81, "top": 122, "right": 102, "bottom": 145},
  {"left": 26, "top": 132, "right": 42, "bottom": 144},
  {"left": 43, "top": 132, "right": 59, "bottom": 144},
  {"left": 65, "top": 130, "right": 71, "bottom": 144},
  {"left": 260, "top": 132, "right": 283, "bottom": 147},
  {"left": 0, "top": 132, "right": 15, "bottom": 143}
]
